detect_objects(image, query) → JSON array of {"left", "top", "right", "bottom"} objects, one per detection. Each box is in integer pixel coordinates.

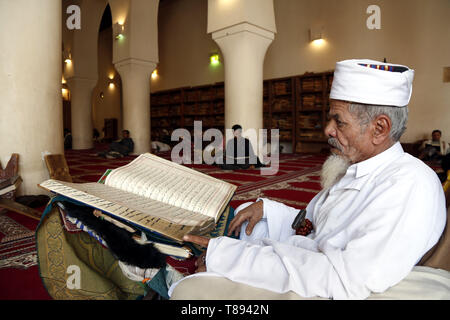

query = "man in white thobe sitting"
[{"left": 173, "top": 59, "right": 446, "bottom": 300}]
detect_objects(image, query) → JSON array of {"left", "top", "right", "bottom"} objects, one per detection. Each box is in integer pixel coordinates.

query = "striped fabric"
[{"left": 358, "top": 63, "right": 408, "bottom": 73}]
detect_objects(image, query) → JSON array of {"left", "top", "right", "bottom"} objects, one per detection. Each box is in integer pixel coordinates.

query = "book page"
[
  {"left": 39, "top": 179, "right": 214, "bottom": 242},
  {"left": 105, "top": 153, "right": 236, "bottom": 221}
]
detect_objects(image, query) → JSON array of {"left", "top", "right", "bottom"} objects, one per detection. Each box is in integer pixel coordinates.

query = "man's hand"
[
  {"left": 183, "top": 235, "right": 210, "bottom": 273},
  {"left": 195, "top": 251, "right": 207, "bottom": 273},
  {"left": 183, "top": 234, "right": 210, "bottom": 247},
  {"left": 227, "top": 200, "right": 264, "bottom": 237}
]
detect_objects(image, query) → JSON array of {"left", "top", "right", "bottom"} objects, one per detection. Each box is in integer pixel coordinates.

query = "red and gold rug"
[
  {"left": 0, "top": 211, "right": 38, "bottom": 270},
  {"left": 0, "top": 145, "right": 327, "bottom": 299},
  {"left": 2, "top": 144, "right": 442, "bottom": 299},
  {"left": 0, "top": 209, "right": 51, "bottom": 299}
]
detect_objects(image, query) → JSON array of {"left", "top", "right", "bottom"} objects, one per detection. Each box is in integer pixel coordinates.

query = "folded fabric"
[{"left": 56, "top": 200, "right": 166, "bottom": 269}]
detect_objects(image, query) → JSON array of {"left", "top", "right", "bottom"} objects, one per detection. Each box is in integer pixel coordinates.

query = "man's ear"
[{"left": 372, "top": 114, "right": 392, "bottom": 145}]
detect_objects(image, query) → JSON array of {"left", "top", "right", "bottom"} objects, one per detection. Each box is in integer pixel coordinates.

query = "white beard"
[{"left": 320, "top": 154, "right": 351, "bottom": 189}]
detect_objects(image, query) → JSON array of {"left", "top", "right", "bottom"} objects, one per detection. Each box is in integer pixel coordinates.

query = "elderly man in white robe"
[{"left": 173, "top": 59, "right": 447, "bottom": 300}]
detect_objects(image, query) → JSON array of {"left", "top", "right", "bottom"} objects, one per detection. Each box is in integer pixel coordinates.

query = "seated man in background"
[
  {"left": 220, "top": 124, "right": 265, "bottom": 170},
  {"left": 93, "top": 128, "right": 100, "bottom": 142},
  {"left": 419, "top": 129, "right": 449, "bottom": 162},
  {"left": 98, "top": 130, "right": 134, "bottom": 159},
  {"left": 63, "top": 128, "right": 72, "bottom": 150},
  {"left": 151, "top": 129, "right": 171, "bottom": 153},
  {"left": 178, "top": 59, "right": 446, "bottom": 300}
]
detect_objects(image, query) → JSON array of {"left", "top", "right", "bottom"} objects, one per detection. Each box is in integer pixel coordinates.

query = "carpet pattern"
[
  {"left": 0, "top": 211, "right": 39, "bottom": 270},
  {"left": 0, "top": 144, "right": 444, "bottom": 299},
  {"left": 0, "top": 146, "right": 326, "bottom": 299},
  {"left": 64, "top": 148, "right": 326, "bottom": 210}
]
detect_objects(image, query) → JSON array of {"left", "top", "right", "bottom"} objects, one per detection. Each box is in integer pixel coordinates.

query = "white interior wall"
[
  {"left": 152, "top": 0, "right": 450, "bottom": 143},
  {"left": 92, "top": 27, "right": 123, "bottom": 135}
]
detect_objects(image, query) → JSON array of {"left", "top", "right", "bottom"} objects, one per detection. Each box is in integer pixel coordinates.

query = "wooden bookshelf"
[
  {"left": 294, "top": 71, "right": 333, "bottom": 153},
  {"left": 150, "top": 88, "right": 183, "bottom": 141},
  {"left": 150, "top": 83, "right": 225, "bottom": 142},
  {"left": 151, "top": 71, "right": 333, "bottom": 153},
  {"left": 263, "top": 77, "right": 296, "bottom": 146}
]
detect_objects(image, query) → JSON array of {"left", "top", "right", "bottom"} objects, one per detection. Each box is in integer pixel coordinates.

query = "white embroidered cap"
[{"left": 330, "top": 59, "right": 414, "bottom": 107}]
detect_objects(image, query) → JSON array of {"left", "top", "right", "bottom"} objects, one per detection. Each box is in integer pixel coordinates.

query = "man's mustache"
[{"left": 328, "top": 138, "right": 343, "bottom": 151}]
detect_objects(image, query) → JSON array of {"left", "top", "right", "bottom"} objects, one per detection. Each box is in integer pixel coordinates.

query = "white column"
[
  {"left": 212, "top": 23, "right": 274, "bottom": 144},
  {"left": 115, "top": 59, "right": 156, "bottom": 155},
  {"left": 66, "top": 77, "right": 97, "bottom": 150},
  {"left": 0, "top": 0, "right": 63, "bottom": 195}
]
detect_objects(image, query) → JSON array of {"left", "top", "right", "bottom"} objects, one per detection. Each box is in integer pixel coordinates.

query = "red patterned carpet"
[
  {"left": 0, "top": 210, "right": 50, "bottom": 299},
  {"left": 0, "top": 144, "right": 327, "bottom": 299}
]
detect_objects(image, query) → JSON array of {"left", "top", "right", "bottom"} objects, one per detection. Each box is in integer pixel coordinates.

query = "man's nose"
[{"left": 324, "top": 121, "right": 336, "bottom": 138}]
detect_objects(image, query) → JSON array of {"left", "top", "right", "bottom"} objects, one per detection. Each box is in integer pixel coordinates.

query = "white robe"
[{"left": 169, "top": 142, "right": 446, "bottom": 299}]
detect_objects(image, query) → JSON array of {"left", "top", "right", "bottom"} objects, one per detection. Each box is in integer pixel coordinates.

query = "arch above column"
[
  {"left": 207, "top": 0, "right": 276, "bottom": 35},
  {"left": 109, "top": 0, "right": 160, "bottom": 154},
  {"left": 110, "top": 0, "right": 159, "bottom": 65},
  {"left": 62, "top": 0, "right": 109, "bottom": 150},
  {"left": 207, "top": 0, "right": 276, "bottom": 150}
]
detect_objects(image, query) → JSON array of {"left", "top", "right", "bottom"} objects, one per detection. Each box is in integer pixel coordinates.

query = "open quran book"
[{"left": 39, "top": 153, "right": 237, "bottom": 244}]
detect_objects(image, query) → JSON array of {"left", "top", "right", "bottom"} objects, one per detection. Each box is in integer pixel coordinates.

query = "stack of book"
[
  {"left": 171, "top": 105, "right": 181, "bottom": 115},
  {"left": 202, "top": 117, "right": 214, "bottom": 127},
  {"left": 171, "top": 92, "right": 182, "bottom": 103},
  {"left": 185, "top": 90, "right": 198, "bottom": 102},
  {"left": 0, "top": 175, "right": 22, "bottom": 197},
  {"left": 215, "top": 86, "right": 224, "bottom": 99},
  {"left": 297, "top": 131, "right": 324, "bottom": 139},
  {"left": 301, "top": 79, "right": 315, "bottom": 91},
  {"left": 168, "top": 117, "right": 181, "bottom": 127},
  {"left": 272, "top": 116, "right": 293, "bottom": 129},
  {"left": 39, "top": 153, "right": 237, "bottom": 259},
  {"left": 272, "top": 99, "right": 291, "bottom": 112},
  {"left": 158, "top": 118, "right": 170, "bottom": 127},
  {"left": 297, "top": 114, "right": 321, "bottom": 129},
  {"left": 263, "top": 100, "right": 269, "bottom": 113},
  {"left": 184, "top": 103, "right": 210, "bottom": 115},
  {"left": 184, "top": 117, "right": 194, "bottom": 126},
  {"left": 213, "top": 101, "right": 224, "bottom": 115},
  {"left": 183, "top": 104, "right": 194, "bottom": 116},
  {"left": 279, "top": 130, "right": 292, "bottom": 141},
  {"left": 152, "top": 106, "right": 169, "bottom": 117},
  {"left": 302, "top": 95, "right": 316, "bottom": 108},
  {"left": 199, "top": 88, "right": 214, "bottom": 101},
  {"left": 214, "top": 115, "right": 224, "bottom": 125},
  {"left": 197, "top": 103, "right": 210, "bottom": 114},
  {"left": 263, "top": 84, "right": 268, "bottom": 97},
  {"left": 157, "top": 94, "right": 171, "bottom": 104},
  {"left": 274, "top": 81, "right": 290, "bottom": 95},
  {"left": 314, "top": 78, "right": 323, "bottom": 91},
  {"left": 314, "top": 95, "right": 323, "bottom": 108}
]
